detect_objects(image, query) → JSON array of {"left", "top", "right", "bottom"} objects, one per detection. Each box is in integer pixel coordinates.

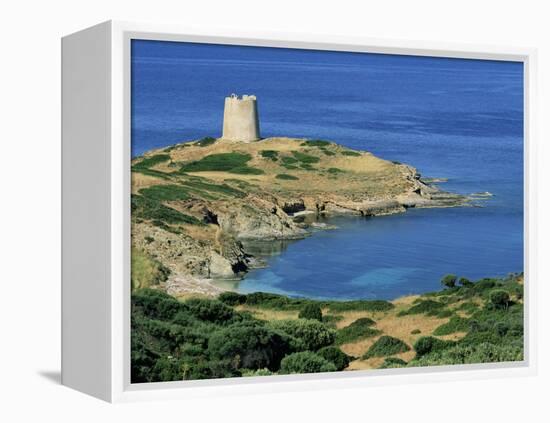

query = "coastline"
[{"left": 131, "top": 136, "right": 476, "bottom": 299}]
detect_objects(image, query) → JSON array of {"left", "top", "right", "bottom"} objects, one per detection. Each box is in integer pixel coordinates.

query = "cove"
[{"left": 228, "top": 205, "right": 523, "bottom": 300}]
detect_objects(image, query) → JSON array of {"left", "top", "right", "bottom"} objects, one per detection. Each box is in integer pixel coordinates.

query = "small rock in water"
[
  {"left": 470, "top": 191, "right": 493, "bottom": 198},
  {"left": 311, "top": 222, "right": 338, "bottom": 230}
]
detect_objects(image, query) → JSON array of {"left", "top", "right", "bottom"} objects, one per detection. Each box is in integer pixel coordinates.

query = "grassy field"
[{"left": 132, "top": 136, "right": 408, "bottom": 198}]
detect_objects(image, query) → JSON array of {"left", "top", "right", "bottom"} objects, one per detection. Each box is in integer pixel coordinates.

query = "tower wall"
[{"left": 222, "top": 95, "right": 260, "bottom": 142}]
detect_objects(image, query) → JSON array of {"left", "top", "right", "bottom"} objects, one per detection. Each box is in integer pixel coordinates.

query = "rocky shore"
[{"left": 131, "top": 136, "right": 471, "bottom": 296}]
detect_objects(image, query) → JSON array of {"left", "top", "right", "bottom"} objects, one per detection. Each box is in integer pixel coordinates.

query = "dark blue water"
[{"left": 132, "top": 40, "right": 523, "bottom": 300}]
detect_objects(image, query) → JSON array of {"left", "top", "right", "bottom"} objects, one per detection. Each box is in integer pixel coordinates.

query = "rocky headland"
[{"left": 131, "top": 136, "right": 470, "bottom": 296}]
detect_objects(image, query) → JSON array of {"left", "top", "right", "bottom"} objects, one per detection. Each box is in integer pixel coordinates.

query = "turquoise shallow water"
[
  {"left": 236, "top": 208, "right": 523, "bottom": 300},
  {"left": 131, "top": 40, "right": 524, "bottom": 300}
]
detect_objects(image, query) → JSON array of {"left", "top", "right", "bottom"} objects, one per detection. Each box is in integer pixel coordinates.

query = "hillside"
[
  {"left": 131, "top": 273, "right": 523, "bottom": 382},
  {"left": 131, "top": 136, "right": 468, "bottom": 295}
]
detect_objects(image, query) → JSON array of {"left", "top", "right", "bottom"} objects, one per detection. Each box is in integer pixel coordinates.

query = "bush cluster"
[
  {"left": 398, "top": 299, "right": 446, "bottom": 316},
  {"left": 268, "top": 319, "right": 335, "bottom": 351},
  {"left": 180, "top": 153, "right": 264, "bottom": 175},
  {"left": 335, "top": 317, "right": 379, "bottom": 345},
  {"left": 432, "top": 317, "right": 470, "bottom": 336},
  {"left": 317, "top": 346, "right": 351, "bottom": 370},
  {"left": 260, "top": 150, "right": 279, "bottom": 161},
  {"left": 279, "top": 352, "right": 336, "bottom": 374},
  {"left": 298, "top": 304, "right": 323, "bottom": 321},
  {"left": 363, "top": 336, "right": 410, "bottom": 359},
  {"left": 133, "top": 154, "right": 171, "bottom": 169},
  {"left": 131, "top": 194, "right": 202, "bottom": 226}
]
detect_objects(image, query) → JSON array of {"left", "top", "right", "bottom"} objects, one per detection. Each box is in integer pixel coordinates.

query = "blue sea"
[{"left": 132, "top": 40, "right": 524, "bottom": 300}]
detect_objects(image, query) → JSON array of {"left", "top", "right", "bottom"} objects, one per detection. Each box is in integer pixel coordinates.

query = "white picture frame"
[{"left": 61, "top": 20, "right": 538, "bottom": 403}]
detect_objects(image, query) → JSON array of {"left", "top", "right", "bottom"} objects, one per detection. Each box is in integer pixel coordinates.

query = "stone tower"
[{"left": 222, "top": 94, "right": 260, "bottom": 142}]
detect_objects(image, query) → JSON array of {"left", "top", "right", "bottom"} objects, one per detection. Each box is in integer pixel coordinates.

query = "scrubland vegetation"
[
  {"left": 130, "top": 139, "right": 518, "bottom": 382},
  {"left": 131, "top": 273, "right": 524, "bottom": 382}
]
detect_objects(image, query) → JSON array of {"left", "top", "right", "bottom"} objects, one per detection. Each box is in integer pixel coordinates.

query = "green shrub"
[
  {"left": 131, "top": 167, "right": 172, "bottom": 180},
  {"left": 275, "top": 174, "right": 299, "bottom": 180},
  {"left": 299, "top": 304, "right": 323, "bottom": 321},
  {"left": 181, "top": 359, "right": 241, "bottom": 380},
  {"left": 317, "top": 346, "right": 351, "bottom": 370},
  {"left": 328, "top": 300, "right": 394, "bottom": 313},
  {"left": 243, "top": 292, "right": 321, "bottom": 311},
  {"left": 441, "top": 274, "right": 457, "bottom": 288},
  {"left": 131, "top": 194, "right": 202, "bottom": 225},
  {"left": 495, "top": 322, "right": 509, "bottom": 337},
  {"left": 131, "top": 289, "right": 186, "bottom": 321},
  {"left": 413, "top": 336, "right": 453, "bottom": 357},
  {"left": 378, "top": 357, "right": 407, "bottom": 369},
  {"left": 489, "top": 290, "right": 511, "bottom": 309},
  {"left": 299, "top": 163, "right": 316, "bottom": 171},
  {"left": 269, "top": 319, "right": 335, "bottom": 351},
  {"left": 180, "top": 153, "right": 263, "bottom": 174},
  {"left": 245, "top": 292, "right": 295, "bottom": 309},
  {"left": 281, "top": 156, "right": 299, "bottom": 165},
  {"left": 241, "top": 368, "right": 274, "bottom": 377},
  {"left": 322, "top": 150, "right": 336, "bottom": 156},
  {"left": 208, "top": 323, "right": 291, "bottom": 371},
  {"left": 292, "top": 151, "right": 321, "bottom": 165},
  {"left": 433, "top": 309, "right": 454, "bottom": 318},
  {"left": 133, "top": 154, "right": 171, "bottom": 169},
  {"left": 335, "top": 318, "right": 380, "bottom": 345},
  {"left": 472, "top": 278, "right": 498, "bottom": 293},
  {"left": 510, "top": 284, "right": 523, "bottom": 300},
  {"left": 410, "top": 342, "right": 523, "bottom": 367},
  {"left": 301, "top": 139, "right": 331, "bottom": 147},
  {"left": 341, "top": 150, "right": 361, "bottom": 157},
  {"left": 458, "top": 277, "right": 473, "bottom": 287},
  {"left": 218, "top": 291, "right": 247, "bottom": 306},
  {"left": 411, "top": 329, "right": 421, "bottom": 335},
  {"left": 327, "top": 167, "right": 343, "bottom": 174},
  {"left": 433, "top": 317, "right": 470, "bottom": 336},
  {"left": 260, "top": 150, "right": 279, "bottom": 161},
  {"left": 455, "top": 301, "right": 479, "bottom": 314},
  {"left": 279, "top": 352, "right": 337, "bottom": 374},
  {"left": 182, "top": 178, "right": 246, "bottom": 199},
  {"left": 139, "top": 184, "right": 191, "bottom": 201},
  {"left": 398, "top": 300, "right": 445, "bottom": 316},
  {"left": 131, "top": 337, "right": 161, "bottom": 383},
  {"left": 185, "top": 298, "right": 235, "bottom": 324},
  {"left": 363, "top": 336, "right": 410, "bottom": 359},
  {"left": 229, "top": 166, "right": 265, "bottom": 175},
  {"left": 151, "top": 356, "right": 185, "bottom": 381},
  {"left": 291, "top": 151, "right": 320, "bottom": 164}
]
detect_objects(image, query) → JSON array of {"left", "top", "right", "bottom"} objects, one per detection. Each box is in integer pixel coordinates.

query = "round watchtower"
[{"left": 222, "top": 94, "right": 260, "bottom": 142}]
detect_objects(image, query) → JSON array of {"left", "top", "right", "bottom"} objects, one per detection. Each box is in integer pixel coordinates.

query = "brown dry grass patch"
[{"left": 131, "top": 172, "right": 168, "bottom": 193}]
